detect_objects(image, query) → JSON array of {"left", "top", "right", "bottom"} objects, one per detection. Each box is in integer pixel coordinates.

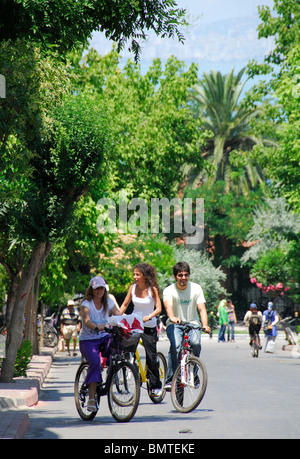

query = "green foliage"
[
  {"left": 241, "top": 197, "right": 300, "bottom": 264},
  {"left": 70, "top": 49, "right": 208, "bottom": 199},
  {"left": 17, "top": 92, "right": 111, "bottom": 242},
  {"left": 0, "top": 0, "right": 187, "bottom": 59},
  {"left": 185, "top": 181, "right": 265, "bottom": 267},
  {"left": 39, "top": 190, "right": 114, "bottom": 305},
  {"left": 14, "top": 340, "right": 32, "bottom": 377},
  {"left": 188, "top": 68, "right": 271, "bottom": 195},
  {"left": 242, "top": 197, "right": 300, "bottom": 303},
  {"left": 170, "top": 245, "right": 227, "bottom": 312},
  {"left": 99, "top": 233, "right": 176, "bottom": 295},
  {"left": 256, "top": 0, "right": 300, "bottom": 67},
  {"left": 246, "top": 2, "right": 300, "bottom": 211}
]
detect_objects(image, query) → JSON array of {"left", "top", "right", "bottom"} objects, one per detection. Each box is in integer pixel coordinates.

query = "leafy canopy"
[{"left": 0, "top": 0, "right": 187, "bottom": 59}]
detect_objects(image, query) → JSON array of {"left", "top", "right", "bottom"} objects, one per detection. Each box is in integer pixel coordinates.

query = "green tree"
[
  {"left": 256, "top": 0, "right": 300, "bottom": 67},
  {"left": 70, "top": 49, "right": 208, "bottom": 199},
  {"left": 247, "top": 0, "right": 300, "bottom": 210},
  {"left": 0, "top": 91, "right": 111, "bottom": 382},
  {"left": 0, "top": 0, "right": 186, "bottom": 59},
  {"left": 185, "top": 181, "right": 265, "bottom": 293},
  {"left": 242, "top": 197, "right": 300, "bottom": 304},
  {"left": 99, "top": 233, "right": 175, "bottom": 295},
  {"left": 0, "top": 39, "right": 69, "bottom": 327},
  {"left": 170, "top": 244, "right": 227, "bottom": 312}
]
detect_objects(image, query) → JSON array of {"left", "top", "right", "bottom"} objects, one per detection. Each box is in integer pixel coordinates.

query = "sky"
[{"left": 89, "top": 0, "right": 275, "bottom": 83}]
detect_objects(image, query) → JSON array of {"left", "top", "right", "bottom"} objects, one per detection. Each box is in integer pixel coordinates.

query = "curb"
[
  {"left": 0, "top": 412, "right": 30, "bottom": 439},
  {"left": 0, "top": 346, "right": 56, "bottom": 439}
]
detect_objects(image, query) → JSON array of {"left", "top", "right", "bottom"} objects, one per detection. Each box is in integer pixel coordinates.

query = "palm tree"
[
  {"left": 187, "top": 68, "right": 273, "bottom": 195},
  {"left": 182, "top": 68, "right": 276, "bottom": 293}
]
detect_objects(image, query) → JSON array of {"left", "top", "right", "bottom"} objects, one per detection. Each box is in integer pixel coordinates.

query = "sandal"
[{"left": 87, "top": 398, "right": 97, "bottom": 412}]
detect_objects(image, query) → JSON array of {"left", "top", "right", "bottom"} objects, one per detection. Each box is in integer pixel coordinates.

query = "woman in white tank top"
[{"left": 120, "top": 263, "right": 162, "bottom": 397}]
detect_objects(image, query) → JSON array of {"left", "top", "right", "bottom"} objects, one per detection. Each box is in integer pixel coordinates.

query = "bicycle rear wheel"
[
  {"left": 171, "top": 355, "right": 207, "bottom": 413},
  {"left": 251, "top": 334, "right": 259, "bottom": 358},
  {"left": 74, "top": 362, "right": 99, "bottom": 421},
  {"left": 108, "top": 361, "right": 140, "bottom": 422},
  {"left": 148, "top": 351, "right": 167, "bottom": 404}
]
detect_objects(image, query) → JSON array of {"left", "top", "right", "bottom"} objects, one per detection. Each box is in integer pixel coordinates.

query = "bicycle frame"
[
  {"left": 134, "top": 344, "right": 148, "bottom": 383},
  {"left": 134, "top": 340, "right": 165, "bottom": 385},
  {"left": 75, "top": 326, "right": 140, "bottom": 422},
  {"left": 179, "top": 329, "right": 196, "bottom": 386}
]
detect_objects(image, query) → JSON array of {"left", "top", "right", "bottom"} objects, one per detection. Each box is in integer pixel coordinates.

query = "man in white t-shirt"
[{"left": 163, "top": 261, "right": 211, "bottom": 388}]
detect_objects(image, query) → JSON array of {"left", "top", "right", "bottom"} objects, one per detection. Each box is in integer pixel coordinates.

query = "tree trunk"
[
  {"left": 219, "top": 235, "right": 232, "bottom": 294},
  {"left": 0, "top": 241, "right": 53, "bottom": 382},
  {"left": 4, "top": 276, "right": 19, "bottom": 329}
]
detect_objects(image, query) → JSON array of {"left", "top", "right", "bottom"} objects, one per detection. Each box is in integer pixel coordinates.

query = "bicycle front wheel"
[
  {"left": 74, "top": 363, "right": 98, "bottom": 421},
  {"left": 171, "top": 355, "right": 207, "bottom": 413},
  {"left": 108, "top": 361, "right": 140, "bottom": 422}
]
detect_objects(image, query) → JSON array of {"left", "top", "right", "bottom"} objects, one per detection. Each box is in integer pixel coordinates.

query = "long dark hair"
[
  {"left": 81, "top": 285, "right": 109, "bottom": 313},
  {"left": 134, "top": 263, "right": 160, "bottom": 296}
]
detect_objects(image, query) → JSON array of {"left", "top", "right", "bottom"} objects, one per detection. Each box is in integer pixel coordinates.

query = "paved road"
[{"left": 26, "top": 333, "right": 300, "bottom": 440}]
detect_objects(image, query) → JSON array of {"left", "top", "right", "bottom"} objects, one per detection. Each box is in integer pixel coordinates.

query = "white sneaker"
[
  {"left": 151, "top": 388, "right": 163, "bottom": 397},
  {"left": 87, "top": 398, "right": 97, "bottom": 412}
]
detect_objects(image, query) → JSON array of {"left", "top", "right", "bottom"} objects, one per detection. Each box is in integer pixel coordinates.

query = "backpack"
[{"left": 249, "top": 313, "right": 262, "bottom": 327}]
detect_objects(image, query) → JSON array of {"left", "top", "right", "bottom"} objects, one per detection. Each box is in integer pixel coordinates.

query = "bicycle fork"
[{"left": 180, "top": 333, "right": 194, "bottom": 387}]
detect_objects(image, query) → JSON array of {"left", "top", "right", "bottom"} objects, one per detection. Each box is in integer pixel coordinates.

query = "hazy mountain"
[{"left": 89, "top": 14, "right": 274, "bottom": 75}]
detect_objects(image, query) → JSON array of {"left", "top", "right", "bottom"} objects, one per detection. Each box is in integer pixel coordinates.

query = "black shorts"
[{"left": 249, "top": 325, "right": 260, "bottom": 336}]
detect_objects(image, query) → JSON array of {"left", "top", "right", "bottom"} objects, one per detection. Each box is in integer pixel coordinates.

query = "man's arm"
[
  {"left": 197, "top": 302, "right": 211, "bottom": 333},
  {"left": 163, "top": 298, "right": 180, "bottom": 324}
]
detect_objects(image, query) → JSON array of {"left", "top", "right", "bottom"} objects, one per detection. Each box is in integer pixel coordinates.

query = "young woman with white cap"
[{"left": 79, "top": 276, "right": 122, "bottom": 412}]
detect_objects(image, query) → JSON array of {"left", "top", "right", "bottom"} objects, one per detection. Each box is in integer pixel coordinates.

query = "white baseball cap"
[
  {"left": 67, "top": 300, "right": 75, "bottom": 306},
  {"left": 89, "top": 276, "right": 106, "bottom": 289}
]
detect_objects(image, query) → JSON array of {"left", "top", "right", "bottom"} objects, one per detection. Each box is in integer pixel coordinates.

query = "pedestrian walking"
[
  {"left": 262, "top": 301, "right": 279, "bottom": 353},
  {"left": 217, "top": 299, "right": 228, "bottom": 342},
  {"left": 226, "top": 298, "right": 237, "bottom": 342},
  {"left": 60, "top": 300, "right": 81, "bottom": 356}
]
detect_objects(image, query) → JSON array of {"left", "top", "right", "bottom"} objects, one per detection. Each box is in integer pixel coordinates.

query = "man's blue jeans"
[{"left": 166, "top": 323, "right": 201, "bottom": 383}]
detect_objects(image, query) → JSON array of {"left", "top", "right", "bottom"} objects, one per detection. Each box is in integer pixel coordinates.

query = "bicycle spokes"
[{"left": 171, "top": 356, "right": 207, "bottom": 413}]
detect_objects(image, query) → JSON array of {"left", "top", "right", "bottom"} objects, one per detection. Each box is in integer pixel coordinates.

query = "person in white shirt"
[
  {"left": 163, "top": 261, "right": 211, "bottom": 388},
  {"left": 79, "top": 276, "right": 121, "bottom": 412}
]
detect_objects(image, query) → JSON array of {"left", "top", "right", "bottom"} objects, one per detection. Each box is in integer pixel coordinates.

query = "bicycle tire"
[
  {"left": 108, "top": 361, "right": 140, "bottom": 422},
  {"left": 251, "top": 333, "right": 259, "bottom": 358},
  {"left": 251, "top": 343, "right": 259, "bottom": 358},
  {"left": 74, "top": 362, "right": 98, "bottom": 421},
  {"left": 171, "top": 355, "right": 207, "bottom": 413},
  {"left": 44, "top": 331, "right": 58, "bottom": 348},
  {"left": 147, "top": 351, "right": 167, "bottom": 404}
]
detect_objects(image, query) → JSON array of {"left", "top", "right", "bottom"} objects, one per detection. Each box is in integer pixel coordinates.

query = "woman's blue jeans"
[
  {"left": 218, "top": 324, "right": 226, "bottom": 342},
  {"left": 166, "top": 323, "right": 201, "bottom": 383}
]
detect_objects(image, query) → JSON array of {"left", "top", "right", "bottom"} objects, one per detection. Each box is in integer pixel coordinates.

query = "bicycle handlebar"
[{"left": 177, "top": 321, "right": 207, "bottom": 332}]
